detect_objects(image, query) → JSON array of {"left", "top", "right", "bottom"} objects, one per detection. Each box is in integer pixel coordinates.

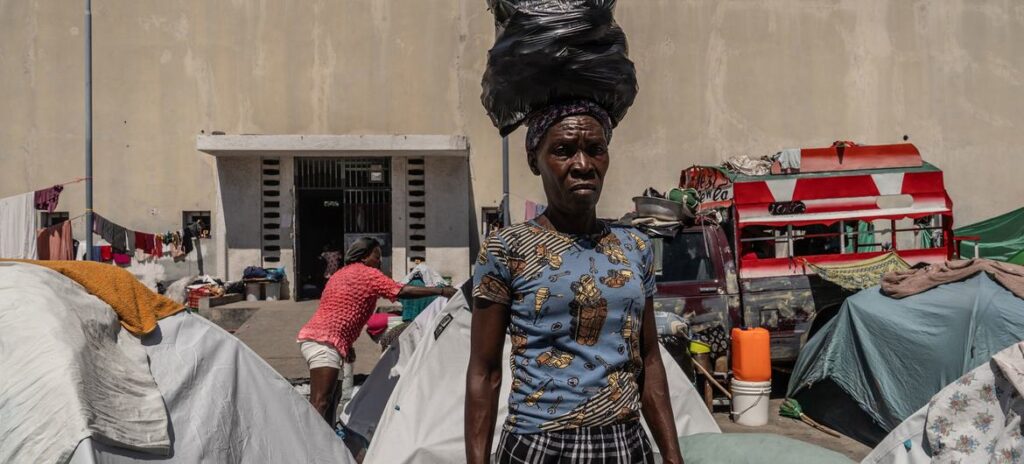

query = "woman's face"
[
  {"left": 529, "top": 115, "right": 609, "bottom": 213},
  {"left": 362, "top": 246, "right": 383, "bottom": 269}
]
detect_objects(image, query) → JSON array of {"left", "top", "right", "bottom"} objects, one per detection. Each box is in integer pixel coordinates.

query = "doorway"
[{"left": 295, "top": 158, "right": 392, "bottom": 300}]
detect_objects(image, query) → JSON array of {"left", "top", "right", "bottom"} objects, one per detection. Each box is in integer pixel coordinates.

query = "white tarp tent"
[
  {"left": 364, "top": 290, "right": 721, "bottom": 464},
  {"left": 0, "top": 262, "right": 169, "bottom": 464},
  {"left": 0, "top": 262, "right": 354, "bottom": 464},
  {"left": 68, "top": 310, "right": 357, "bottom": 464}
]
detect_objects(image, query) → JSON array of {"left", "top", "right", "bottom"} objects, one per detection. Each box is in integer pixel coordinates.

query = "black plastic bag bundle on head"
[{"left": 482, "top": 0, "right": 638, "bottom": 136}]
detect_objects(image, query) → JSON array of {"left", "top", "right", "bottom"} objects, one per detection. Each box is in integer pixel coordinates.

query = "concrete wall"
[
  {"left": 2, "top": 0, "right": 1022, "bottom": 268},
  {"left": 424, "top": 156, "right": 472, "bottom": 285}
]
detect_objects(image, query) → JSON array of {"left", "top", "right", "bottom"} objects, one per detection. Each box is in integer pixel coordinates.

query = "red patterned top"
[{"left": 297, "top": 263, "right": 403, "bottom": 357}]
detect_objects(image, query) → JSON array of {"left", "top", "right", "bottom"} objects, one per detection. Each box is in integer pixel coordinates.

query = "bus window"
[{"left": 654, "top": 232, "right": 717, "bottom": 283}]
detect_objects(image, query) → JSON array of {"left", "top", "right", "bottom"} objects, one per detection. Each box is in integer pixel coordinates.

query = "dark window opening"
[
  {"left": 182, "top": 211, "right": 212, "bottom": 238},
  {"left": 41, "top": 211, "right": 70, "bottom": 227}
]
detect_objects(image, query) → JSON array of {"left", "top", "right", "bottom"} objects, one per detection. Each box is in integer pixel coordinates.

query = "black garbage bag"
[{"left": 482, "top": 0, "right": 638, "bottom": 136}]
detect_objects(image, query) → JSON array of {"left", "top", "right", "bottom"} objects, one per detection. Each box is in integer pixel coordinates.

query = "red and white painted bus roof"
[{"left": 681, "top": 143, "right": 953, "bottom": 228}]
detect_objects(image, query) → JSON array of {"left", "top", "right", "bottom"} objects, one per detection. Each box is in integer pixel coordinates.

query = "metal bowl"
[{"left": 632, "top": 196, "right": 693, "bottom": 221}]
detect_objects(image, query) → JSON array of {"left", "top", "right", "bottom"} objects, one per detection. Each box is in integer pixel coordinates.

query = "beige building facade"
[{"left": 3, "top": 1, "right": 1023, "bottom": 294}]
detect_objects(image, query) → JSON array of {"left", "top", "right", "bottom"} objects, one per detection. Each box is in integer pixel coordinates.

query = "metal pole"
[
  {"left": 84, "top": 0, "right": 94, "bottom": 260},
  {"left": 502, "top": 136, "right": 510, "bottom": 227}
]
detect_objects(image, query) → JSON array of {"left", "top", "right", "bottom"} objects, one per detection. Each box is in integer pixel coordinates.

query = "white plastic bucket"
[{"left": 731, "top": 379, "right": 772, "bottom": 426}]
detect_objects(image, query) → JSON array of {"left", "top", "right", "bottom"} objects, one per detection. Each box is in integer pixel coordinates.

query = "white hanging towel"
[{"left": 0, "top": 192, "right": 38, "bottom": 259}]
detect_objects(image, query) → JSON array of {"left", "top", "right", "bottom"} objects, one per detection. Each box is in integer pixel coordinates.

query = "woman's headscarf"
[
  {"left": 525, "top": 100, "right": 614, "bottom": 154},
  {"left": 344, "top": 237, "right": 381, "bottom": 265}
]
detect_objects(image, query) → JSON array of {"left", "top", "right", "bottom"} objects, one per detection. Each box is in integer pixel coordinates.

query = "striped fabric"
[{"left": 496, "top": 421, "right": 653, "bottom": 464}]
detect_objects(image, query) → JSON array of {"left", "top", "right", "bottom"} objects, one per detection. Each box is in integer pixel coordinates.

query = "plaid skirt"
[{"left": 495, "top": 421, "right": 654, "bottom": 464}]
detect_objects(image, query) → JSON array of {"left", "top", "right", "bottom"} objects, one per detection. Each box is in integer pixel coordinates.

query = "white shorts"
[{"left": 298, "top": 340, "right": 344, "bottom": 370}]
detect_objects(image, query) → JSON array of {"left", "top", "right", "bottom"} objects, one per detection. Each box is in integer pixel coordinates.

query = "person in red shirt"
[{"left": 297, "top": 237, "right": 456, "bottom": 423}]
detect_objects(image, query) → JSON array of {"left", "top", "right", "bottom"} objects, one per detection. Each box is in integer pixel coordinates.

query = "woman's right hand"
[{"left": 441, "top": 286, "right": 457, "bottom": 298}]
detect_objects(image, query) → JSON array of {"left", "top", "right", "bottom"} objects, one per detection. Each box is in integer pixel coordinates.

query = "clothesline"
[{"left": 57, "top": 177, "right": 90, "bottom": 187}]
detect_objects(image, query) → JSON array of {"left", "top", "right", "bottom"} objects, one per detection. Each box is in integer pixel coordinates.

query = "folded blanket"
[
  {"left": 2, "top": 260, "right": 184, "bottom": 335},
  {"left": 881, "top": 258, "right": 1024, "bottom": 300}
]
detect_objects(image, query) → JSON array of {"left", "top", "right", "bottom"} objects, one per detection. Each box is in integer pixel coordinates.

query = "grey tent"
[{"left": 788, "top": 273, "right": 1024, "bottom": 446}]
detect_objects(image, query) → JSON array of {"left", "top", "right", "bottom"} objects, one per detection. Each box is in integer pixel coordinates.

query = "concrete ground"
[
  {"left": 222, "top": 300, "right": 872, "bottom": 461},
  {"left": 228, "top": 299, "right": 395, "bottom": 380}
]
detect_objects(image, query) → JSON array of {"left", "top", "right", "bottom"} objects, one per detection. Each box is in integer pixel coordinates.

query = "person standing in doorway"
[
  {"left": 320, "top": 241, "right": 344, "bottom": 281},
  {"left": 297, "top": 237, "right": 456, "bottom": 425}
]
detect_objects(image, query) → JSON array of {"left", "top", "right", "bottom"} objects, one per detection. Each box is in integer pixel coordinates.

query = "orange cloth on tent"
[{"left": 3, "top": 260, "right": 184, "bottom": 336}]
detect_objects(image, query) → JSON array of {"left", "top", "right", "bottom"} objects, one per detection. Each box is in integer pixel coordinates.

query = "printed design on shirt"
[
  {"left": 621, "top": 312, "right": 642, "bottom": 370},
  {"left": 504, "top": 225, "right": 576, "bottom": 281},
  {"left": 525, "top": 378, "right": 554, "bottom": 408},
  {"left": 533, "top": 287, "right": 551, "bottom": 323},
  {"left": 477, "top": 225, "right": 654, "bottom": 434},
  {"left": 596, "top": 233, "right": 629, "bottom": 266},
  {"left": 600, "top": 269, "right": 634, "bottom": 288},
  {"left": 569, "top": 274, "right": 608, "bottom": 346},
  {"left": 547, "top": 395, "right": 564, "bottom": 415},
  {"left": 627, "top": 231, "right": 648, "bottom": 251},
  {"left": 536, "top": 243, "right": 563, "bottom": 270},
  {"left": 536, "top": 349, "right": 575, "bottom": 369},
  {"left": 507, "top": 253, "right": 528, "bottom": 278},
  {"left": 510, "top": 325, "right": 528, "bottom": 355},
  {"left": 547, "top": 270, "right": 571, "bottom": 282},
  {"left": 476, "top": 273, "right": 511, "bottom": 303},
  {"left": 539, "top": 370, "right": 641, "bottom": 431}
]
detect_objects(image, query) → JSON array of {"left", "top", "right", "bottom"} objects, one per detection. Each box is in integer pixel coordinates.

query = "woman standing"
[
  {"left": 466, "top": 102, "right": 684, "bottom": 463},
  {"left": 298, "top": 237, "right": 455, "bottom": 424}
]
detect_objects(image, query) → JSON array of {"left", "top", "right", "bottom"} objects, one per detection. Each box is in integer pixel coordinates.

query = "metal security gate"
[{"left": 295, "top": 158, "right": 392, "bottom": 299}]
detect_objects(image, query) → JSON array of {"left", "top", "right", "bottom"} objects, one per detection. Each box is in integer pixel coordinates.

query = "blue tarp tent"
[{"left": 787, "top": 273, "right": 1024, "bottom": 446}]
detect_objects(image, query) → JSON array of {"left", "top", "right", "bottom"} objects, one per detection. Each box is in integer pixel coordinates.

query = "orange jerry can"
[{"left": 731, "top": 327, "right": 771, "bottom": 382}]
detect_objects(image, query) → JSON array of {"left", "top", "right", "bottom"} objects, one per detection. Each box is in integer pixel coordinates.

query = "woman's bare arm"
[
  {"left": 640, "top": 297, "right": 684, "bottom": 464},
  {"left": 465, "top": 297, "right": 511, "bottom": 464}
]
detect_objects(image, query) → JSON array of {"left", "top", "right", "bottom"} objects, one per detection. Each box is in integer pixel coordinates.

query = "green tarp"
[
  {"left": 678, "top": 433, "right": 854, "bottom": 464},
  {"left": 787, "top": 273, "right": 1024, "bottom": 442},
  {"left": 955, "top": 207, "right": 1024, "bottom": 261}
]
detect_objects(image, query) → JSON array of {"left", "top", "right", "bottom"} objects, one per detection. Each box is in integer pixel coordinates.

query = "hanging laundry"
[
  {"left": 33, "top": 185, "right": 64, "bottom": 213},
  {"left": 134, "top": 231, "right": 157, "bottom": 255},
  {"left": 524, "top": 200, "right": 537, "bottom": 221},
  {"left": 36, "top": 220, "right": 74, "bottom": 260},
  {"left": 182, "top": 226, "right": 196, "bottom": 255},
  {"left": 92, "top": 214, "right": 130, "bottom": 253},
  {"left": 0, "top": 192, "right": 39, "bottom": 259},
  {"left": 99, "top": 246, "right": 113, "bottom": 262},
  {"left": 170, "top": 232, "right": 186, "bottom": 262},
  {"left": 126, "top": 229, "right": 136, "bottom": 253},
  {"left": 112, "top": 253, "right": 132, "bottom": 266},
  {"left": 151, "top": 236, "right": 163, "bottom": 258}
]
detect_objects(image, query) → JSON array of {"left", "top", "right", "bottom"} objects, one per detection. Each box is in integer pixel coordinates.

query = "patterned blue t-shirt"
[{"left": 472, "top": 220, "right": 655, "bottom": 434}]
